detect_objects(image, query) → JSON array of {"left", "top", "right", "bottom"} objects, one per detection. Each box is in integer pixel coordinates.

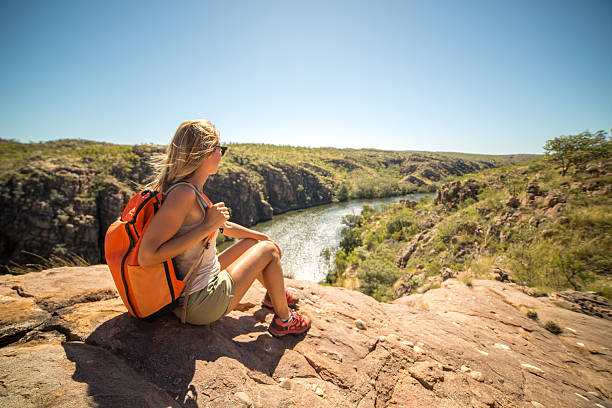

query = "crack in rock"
[
  {"left": 372, "top": 353, "right": 408, "bottom": 407},
  {"left": 10, "top": 285, "right": 34, "bottom": 298},
  {"left": 40, "top": 321, "right": 81, "bottom": 342},
  {"left": 37, "top": 290, "right": 118, "bottom": 313}
]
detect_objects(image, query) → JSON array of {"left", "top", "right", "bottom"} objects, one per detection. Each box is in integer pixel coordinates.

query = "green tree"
[
  {"left": 339, "top": 227, "right": 362, "bottom": 254},
  {"left": 336, "top": 182, "right": 350, "bottom": 202},
  {"left": 543, "top": 130, "right": 610, "bottom": 176}
]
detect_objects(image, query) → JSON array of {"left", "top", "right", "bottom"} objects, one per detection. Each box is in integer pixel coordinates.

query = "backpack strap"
[{"left": 164, "top": 181, "right": 217, "bottom": 324}]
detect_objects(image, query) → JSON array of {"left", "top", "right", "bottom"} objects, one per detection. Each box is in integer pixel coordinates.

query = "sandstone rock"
[
  {"left": 1, "top": 265, "right": 116, "bottom": 311},
  {"left": 549, "top": 290, "right": 612, "bottom": 320},
  {"left": 440, "top": 267, "right": 455, "bottom": 281},
  {"left": 543, "top": 194, "right": 565, "bottom": 208},
  {"left": 545, "top": 203, "right": 564, "bottom": 218},
  {"left": 586, "top": 165, "right": 600, "bottom": 175},
  {"left": 0, "top": 338, "right": 180, "bottom": 407},
  {"left": 399, "top": 199, "right": 417, "bottom": 208},
  {"left": 0, "top": 285, "right": 51, "bottom": 347},
  {"left": 521, "top": 363, "right": 545, "bottom": 376},
  {"left": 541, "top": 229, "right": 554, "bottom": 238},
  {"left": 570, "top": 182, "right": 586, "bottom": 191},
  {"left": 235, "top": 391, "right": 253, "bottom": 406},
  {"left": 506, "top": 197, "right": 520, "bottom": 208},
  {"left": 470, "top": 370, "right": 485, "bottom": 382},
  {"left": 492, "top": 267, "right": 511, "bottom": 282},
  {"left": 526, "top": 183, "right": 542, "bottom": 196},
  {"left": 404, "top": 175, "right": 426, "bottom": 186},
  {"left": 408, "top": 361, "right": 444, "bottom": 390},
  {"left": 2, "top": 266, "right": 612, "bottom": 408},
  {"left": 354, "top": 319, "right": 367, "bottom": 330},
  {"left": 522, "top": 194, "right": 536, "bottom": 207},
  {"left": 396, "top": 232, "right": 427, "bottom": 269},
  {"left": 435, "top": 179, "right": 482, "bottom": 209},
  {"left": 393, "top": 271, "right": 426, "bottom": 297},
  {"left": 413, "top": 345, "right": 425, "bottom": 354}
]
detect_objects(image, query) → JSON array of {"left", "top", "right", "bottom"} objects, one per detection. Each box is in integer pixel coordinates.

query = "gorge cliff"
[{"left": 0, "top": 140, "right": 531, "bottom": 271}]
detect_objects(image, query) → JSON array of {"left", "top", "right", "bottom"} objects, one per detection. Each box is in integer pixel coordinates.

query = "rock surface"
[
  {"left": 435, "top": 179, "right": 483, "bottom": 209},
  {"left": 1, "top": 266, "right": 611, "bottom": 407}
]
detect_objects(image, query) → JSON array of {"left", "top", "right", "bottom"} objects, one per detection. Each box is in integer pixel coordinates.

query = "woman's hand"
[{"left": 203, "top": 202, "right": 230, "bottom": 232}]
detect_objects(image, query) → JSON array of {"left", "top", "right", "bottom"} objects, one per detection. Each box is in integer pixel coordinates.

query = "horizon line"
[{"left": 0, "top": 136, "right": 543, "bottom": 157}]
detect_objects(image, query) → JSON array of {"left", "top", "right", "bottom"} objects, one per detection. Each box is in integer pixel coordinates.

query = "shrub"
[
  {"left": 437, "top": 219, "right": 459, "bottom": 244},
  {"left": 335, "top": 182, "right": 350, "bottom": 202},
  {"left": 385, "top": 212, "right": 416, "bottom": 239},
  {"left": 339, "top": 227, "right": 362, "bottom": 254},
  {"left": 552, "top": 254, "right": 588, "bottom": 291},
  {"left": 357, "top": 252, "right": 403, "bottom": 301},
  {"left": 361, "top": 204, "right": 378, "bottom": 219},
  {"left": 544, "top": 320, "right": 562, "bottom": 334}
]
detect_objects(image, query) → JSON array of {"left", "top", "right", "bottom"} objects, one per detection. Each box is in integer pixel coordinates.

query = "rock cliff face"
[
  {"left": 0, "top": 266, "right": 610, "bottom": 407},
  {"left": 435, "top": 179, "right": 483, "bottom": 209},
  {"left": 0, "top": 150, "right": 335, "bottom": 270},
  {"left": 0, "top": 145, "right": 499, "bottom": 271},
  {"left": 400, "top": 153, "right": 495, "bottom": 186}
]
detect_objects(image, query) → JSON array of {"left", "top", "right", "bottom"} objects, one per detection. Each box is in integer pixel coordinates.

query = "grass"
[
  {"left": 6, "top": 251, "right": 90, "bottom": 275},
  {"left": 327, "top": 154, "right": 612, "bottom": 300}
]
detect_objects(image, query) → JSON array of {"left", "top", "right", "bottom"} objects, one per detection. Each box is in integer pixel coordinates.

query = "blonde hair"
[{"left": 147, "top": 120, "right": 220, "bottom": 192}]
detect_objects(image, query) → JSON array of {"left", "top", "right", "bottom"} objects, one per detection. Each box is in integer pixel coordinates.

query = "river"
[{"left": 223, "top": 193, "right": 431, "bottom": 283}]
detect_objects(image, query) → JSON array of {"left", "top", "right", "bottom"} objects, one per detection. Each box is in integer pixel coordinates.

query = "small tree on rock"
[{"left": 543, "top": 130, "right": 610, "bottom": 176}]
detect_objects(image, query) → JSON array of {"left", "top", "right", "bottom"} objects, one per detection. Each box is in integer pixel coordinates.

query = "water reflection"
[{"left": 242, "top": 193, "right": 432, "bottom": 283}]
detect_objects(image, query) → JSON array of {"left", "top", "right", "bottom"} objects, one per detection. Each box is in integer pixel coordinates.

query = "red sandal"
[
  {"left": 262, "top": 290, "right": 299, "bottom": 309},
  {"left": 268, "top": 310, "right": 311, "bottom": 337}
]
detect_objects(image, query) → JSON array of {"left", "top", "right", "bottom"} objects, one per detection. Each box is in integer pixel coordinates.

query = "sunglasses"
[{"left": 214, "top": 144, "right": 228, "bottom": 156}]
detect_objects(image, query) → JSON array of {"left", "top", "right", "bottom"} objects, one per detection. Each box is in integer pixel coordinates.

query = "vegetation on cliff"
[
  {"left": 1, "top": 138, "right": 532, "bottom": 273},
  {"left": 328, "top": 131, "right": 612, "bottom": 301}
]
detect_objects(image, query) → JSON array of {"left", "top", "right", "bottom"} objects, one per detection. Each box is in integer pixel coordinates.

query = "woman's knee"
[{"left": 258, "top": 240, "right": 280, "bottom": 259}]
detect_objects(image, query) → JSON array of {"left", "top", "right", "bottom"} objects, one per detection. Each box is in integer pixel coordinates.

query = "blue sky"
[{"left": 1, "top": 1, "right": 610, "bottom": 154}]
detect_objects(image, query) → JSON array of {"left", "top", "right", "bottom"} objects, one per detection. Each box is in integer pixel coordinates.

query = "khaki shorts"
[{"left": 173, "top": 270, "right": 235, "bottom": 325}]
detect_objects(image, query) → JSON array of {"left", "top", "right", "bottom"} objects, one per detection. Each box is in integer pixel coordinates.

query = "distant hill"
[{"left": 0, "top": 138, "right": 536, "bottom": 273}]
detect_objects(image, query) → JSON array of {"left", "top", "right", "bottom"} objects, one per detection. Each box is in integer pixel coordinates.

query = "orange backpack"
[{"left": 104, "top": 181, "right": 214, "bottom": 321}]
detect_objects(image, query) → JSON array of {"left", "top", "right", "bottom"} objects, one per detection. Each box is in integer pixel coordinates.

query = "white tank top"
[{"left": 172, "top": 202, "right": 221, "bottom": 297}]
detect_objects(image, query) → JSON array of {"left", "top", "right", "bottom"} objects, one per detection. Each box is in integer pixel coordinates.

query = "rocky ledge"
[{"left": 0, "top": 266, "right": 610, "bottom": 407}]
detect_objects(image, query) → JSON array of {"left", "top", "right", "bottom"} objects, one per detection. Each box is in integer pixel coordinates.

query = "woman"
[{"left": 138, "top": 120, "right": 311, "bottom": 337}]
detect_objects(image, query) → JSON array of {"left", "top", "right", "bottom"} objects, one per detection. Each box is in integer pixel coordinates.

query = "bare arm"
[
  {"left": 222, "top": 221, "right": 269, "bottom": 241},
  {"left": 222, "top": 221, "right": 282, "bottom": 258},
  {"left": 137, "top": 187, "right": 229, "bottom": 267}
]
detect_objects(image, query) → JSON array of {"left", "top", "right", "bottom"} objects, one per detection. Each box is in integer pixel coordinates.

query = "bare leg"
[
  {"left": 218, "top": 238, "right": 265, "bottom": 286},
  {"left": 224, "top": 241, "right": 289, "bottom": 319}
]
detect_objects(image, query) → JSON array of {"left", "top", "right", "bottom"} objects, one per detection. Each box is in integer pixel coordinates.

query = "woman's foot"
[
  {"left": 262, "top": 290, "right": 299, "bottom": 309},
  {"left": 268, "top": 310, "right": 311, "bottom": 337}
]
